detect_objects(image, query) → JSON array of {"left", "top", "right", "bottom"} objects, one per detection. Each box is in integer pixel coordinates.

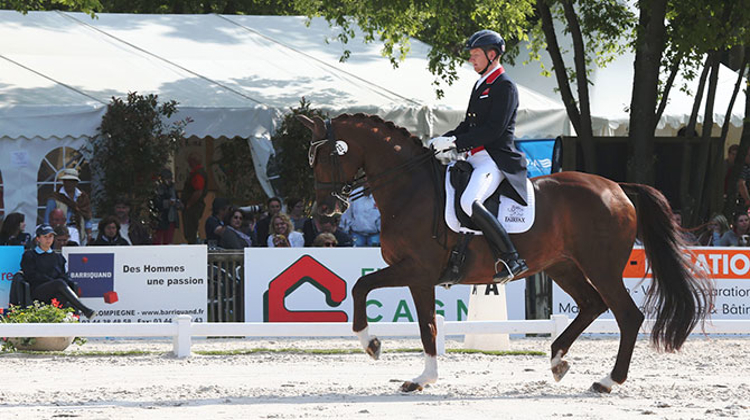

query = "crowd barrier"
[{"left": 2, "top": 315, "right": 749, "bottom": 358}]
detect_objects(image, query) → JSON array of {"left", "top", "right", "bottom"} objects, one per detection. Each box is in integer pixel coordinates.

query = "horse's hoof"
[
  {"left": 589, "top": 382, "right": 612, "bottom": 393},
  {"left": 551, "top": 360, "right": 570, "bottom": 382},
  {"left": 366, "top": 337, "right": 381, "bottom": 360},
  {"left": 400, "top": 381, "right": 423, "bottom": 393}
]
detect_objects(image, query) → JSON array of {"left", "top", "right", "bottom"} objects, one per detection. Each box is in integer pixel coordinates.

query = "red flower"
[
  {"left": 0, "top": 307, "right": 4, "bottom": 314},
  {"left": 51, "top": 298, "right": 62, "bottom": 308}
]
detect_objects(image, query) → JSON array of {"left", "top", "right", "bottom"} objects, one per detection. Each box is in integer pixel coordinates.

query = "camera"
[
  {"left": 740, "top": 235, "right": 749, "bottom": 246},
  {"left": 240, "top": 204, "right": 263, "bottom": 214}
]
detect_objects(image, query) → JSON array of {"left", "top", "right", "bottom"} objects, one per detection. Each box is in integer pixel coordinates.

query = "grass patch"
[
  {"left": 3, "top": 348, "right": 544, "bottom": 357},
  {"left": 194, "top": 348, "right": 544, "bottom": 356}
]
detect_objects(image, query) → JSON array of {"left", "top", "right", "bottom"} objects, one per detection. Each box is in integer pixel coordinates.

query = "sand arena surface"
[{"left": 0, "top": 335, "right": 748, "bottom": 419}]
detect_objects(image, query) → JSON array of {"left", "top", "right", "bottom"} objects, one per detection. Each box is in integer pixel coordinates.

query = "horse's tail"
[{"left": 619, "top": 183, "right": 713, "bottom": 352}]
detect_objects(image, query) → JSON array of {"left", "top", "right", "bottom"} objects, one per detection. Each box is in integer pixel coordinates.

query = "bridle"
[
  {"left": 308, "top": 118, "right": 438, "bottom": 207},
  {"left": 308, "top": 119, "right": 353, "bottom": 205}
]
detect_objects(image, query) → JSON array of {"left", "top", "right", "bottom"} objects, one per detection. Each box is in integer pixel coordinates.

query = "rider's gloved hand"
[
  {"left": 428, "top": 136, "right": 457, "bottom": 152},
  {"left": 428, "top": 136, "right": 458, "bottom": 164}
]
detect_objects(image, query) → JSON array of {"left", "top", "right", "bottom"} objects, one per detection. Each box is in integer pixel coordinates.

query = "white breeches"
[{"left": 460, "top": 150, "right": 504, "bottom": 216}]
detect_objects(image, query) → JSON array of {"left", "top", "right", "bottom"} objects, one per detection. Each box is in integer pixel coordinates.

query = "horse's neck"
[{"left": 361, "top": 132, "right": 433, "bottom": 214}]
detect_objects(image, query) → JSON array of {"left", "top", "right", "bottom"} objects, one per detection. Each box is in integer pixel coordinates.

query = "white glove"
[{"left": 428, "top": 136, "right": 457, "bottom": 152}]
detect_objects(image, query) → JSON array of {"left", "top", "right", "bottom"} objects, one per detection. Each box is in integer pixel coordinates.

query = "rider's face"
[{"left": 469, "top": 47, "right": 495, "bottom": 74}]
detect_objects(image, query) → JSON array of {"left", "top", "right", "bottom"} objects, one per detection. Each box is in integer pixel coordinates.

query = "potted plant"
[{"left": 1, "top": 299, "right": 87, "bottom": 352}]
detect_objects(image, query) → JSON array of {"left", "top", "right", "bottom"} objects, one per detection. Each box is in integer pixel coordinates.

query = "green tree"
[
  {"left": 2, "top": 0, "right": 100, "bottom": 14},
  {"left": 270, "top": 98, "right": 327, "bottom": 207},
  {"left": 91, "top": 92, "right": 190, "bottom": 221},
  {"left": 212, "top": 136, "right": 266, "bottom": 206}
]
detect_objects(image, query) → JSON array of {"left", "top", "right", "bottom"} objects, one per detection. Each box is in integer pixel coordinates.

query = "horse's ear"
[{"left": 296, "top": 115, "right": 326, "bottom": 139}]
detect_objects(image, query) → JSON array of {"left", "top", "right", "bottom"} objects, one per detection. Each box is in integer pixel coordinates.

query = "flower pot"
[{"left": 9, "top": 336, "right": 74, "bottom": 351}]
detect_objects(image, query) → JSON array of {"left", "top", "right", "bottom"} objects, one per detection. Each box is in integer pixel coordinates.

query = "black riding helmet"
[{"left": 465, "top": 29, "right": 505, "bottom": 74}]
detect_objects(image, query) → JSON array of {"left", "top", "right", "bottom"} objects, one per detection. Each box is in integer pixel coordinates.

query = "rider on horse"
[{"left": 429, "top": 29, "right": 528, "bottom": 283}]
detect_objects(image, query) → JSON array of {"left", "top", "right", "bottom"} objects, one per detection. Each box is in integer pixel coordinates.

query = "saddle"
[{"left": 445, "top": 161, "right": 535, "bottom": 235}]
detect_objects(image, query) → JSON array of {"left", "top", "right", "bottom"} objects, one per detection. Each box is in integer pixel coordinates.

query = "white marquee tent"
[{"left": 0, "top": 11, "right": 567, "bottom": 226}]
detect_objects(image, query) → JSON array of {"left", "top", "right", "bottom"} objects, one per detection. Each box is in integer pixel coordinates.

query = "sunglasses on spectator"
[{"left": 324, "top": 242, "right": 336, "bottom": 247}]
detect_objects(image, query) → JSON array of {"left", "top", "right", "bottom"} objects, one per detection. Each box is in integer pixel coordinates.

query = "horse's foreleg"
[
  {"left": 400, "top": 284, "right": 438, "bottom": 393},
  {"left": 351, "top": 260, "right": 419, "bottom": 360}
]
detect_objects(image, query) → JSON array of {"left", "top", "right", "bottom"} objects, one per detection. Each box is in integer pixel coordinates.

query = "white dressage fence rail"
[{"left": 2, "top": 315, "right": 749, "bottom": 358}]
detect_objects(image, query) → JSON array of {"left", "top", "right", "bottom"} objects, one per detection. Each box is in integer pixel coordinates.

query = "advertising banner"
[
  {"left": 0, "top": 246, "right": 24, "bottom": 308},
  {"left": 63, "top": 245, "right": 208, "bottom": 323},
  {"left": 553, "top": 247, "right": 750, "bottom": 320},
  {"left": 245, "top": 248, "right": 528, "bottom": 323}
]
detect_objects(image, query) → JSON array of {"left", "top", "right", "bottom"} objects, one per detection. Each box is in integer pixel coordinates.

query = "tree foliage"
[
  {"left": 270, "top": 98, "right": 327, "bottom": 207},
  {"left": 212, "top": 136, "right": 266, "bottom": 206},
  {"left": 1, "top": 0, "right": 100, "bottom": 15},
  {"left": 91, "top": 92, "right": 190, "bottom": 220}
]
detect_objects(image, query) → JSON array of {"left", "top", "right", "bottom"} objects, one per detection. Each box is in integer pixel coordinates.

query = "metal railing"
[{"left": 206, "top": 250, "right": 244, "bottom": 322}]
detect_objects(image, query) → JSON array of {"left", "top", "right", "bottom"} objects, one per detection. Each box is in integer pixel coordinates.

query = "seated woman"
[
  {"left": 0, "top": 212, "right": 33, "bottom": 248},
  {"left": 91, "top": 216, "right": 130, "bottom": 246},
  {"left": 219, "top": 207, "right": 253, "bottom": 249},
  {"left": 267, "top": 213, "right": 304, "bottom": 248},
  {"left": 20, "top": 224, "right": 96, "bottom": 319}
]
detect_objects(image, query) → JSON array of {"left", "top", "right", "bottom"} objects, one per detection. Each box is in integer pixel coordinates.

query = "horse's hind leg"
[
  {"left": 545, "top": 262, "right": 608, "bottom": 382},
  {"left": 583, "top": 266, "right": 644, "bottom": 393},
  {"left": 396, "top": 284, "right": 438, "bottom": 392}
]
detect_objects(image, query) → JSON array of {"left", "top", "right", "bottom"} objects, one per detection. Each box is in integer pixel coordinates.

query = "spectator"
[
  {"left": 48, "top": 208, "right": 80, "bottom": 245},
  {"left": 303, "top": 213, "right": 353, "bottom": 247},
  {"left": 113, "top": 196, "right": 151, "bottom": 245},
  {"left": 254, "top": 197, "right": 282, "bottom": 247},
  {"left": 181, "top": 153, "right": 207, "bottom": 244},
  {"left": 717, "top": 212, "right": 750, "bottom": 246},
  {"left": 339, "top": 186, "right": 381, "bottom": 247},
  {"left": 205, "top": 197, "right": 231, "bottom": 246},
  {"left": 699, "top": 214, "right": 731, "bottom": 246},
  {"left": 20, "top": 224, "right": 95, "bottom": 319},
  {"left": 153, "top": 169, "right": 182, "bottom": 245},
  {"left": 52, "top": 225, "right": 79, "bottom": 249},
  {"left": 287, "top": 197, "right": 306, "bottom": 231},
  {"left": 672, "top": 210, "right": 698, "bottom": 245},
  {"left": 44, "top": 168, "right": 92, "bottom": 244},
  {"left": 268, "top": 213, "right": 304, "bottom": 247},
  {"left": 219, "top": 207, "right": 253, "bottom": 250},
  {"left": 313, "top": 232, "right": 338, "bottom": 247},
  {"left": 0, "top": 212, "right": 32, "bottom": 248},
  {"left": 91, "top": 216, "right": 130, "bottom": 246}
]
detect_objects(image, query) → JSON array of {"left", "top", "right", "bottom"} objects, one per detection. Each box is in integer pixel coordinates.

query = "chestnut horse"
[{"left": 298, "top": 113, "right": 712, "bottom": 393}]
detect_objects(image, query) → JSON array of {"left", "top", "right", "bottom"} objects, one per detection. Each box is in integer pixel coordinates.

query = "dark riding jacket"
[{"left": 445, "top": 66, "right": 528, "bottom": 205}]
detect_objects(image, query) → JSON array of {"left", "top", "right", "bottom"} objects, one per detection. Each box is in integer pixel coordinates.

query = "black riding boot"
[{"left": 471, "top": 200, "right": 528, "bottom": 283}]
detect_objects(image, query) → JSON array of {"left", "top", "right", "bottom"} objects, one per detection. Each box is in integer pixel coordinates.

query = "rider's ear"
[{"left": 296, "top": 115, "right": 326, "bottom": 139}]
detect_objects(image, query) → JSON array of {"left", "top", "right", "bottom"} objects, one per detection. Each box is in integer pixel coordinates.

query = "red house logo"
[{"left": 263, "top": 255, "right": 348, "bottom": 322}]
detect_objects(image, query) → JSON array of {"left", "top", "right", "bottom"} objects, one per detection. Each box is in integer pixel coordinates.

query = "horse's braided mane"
[{"left": 335, "top": 113, "right": 425, "bottom": 149}]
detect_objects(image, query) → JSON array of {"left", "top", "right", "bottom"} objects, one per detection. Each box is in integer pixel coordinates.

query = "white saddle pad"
[{"left": 444, "top": 164, "right": 535, "bottom": 235}]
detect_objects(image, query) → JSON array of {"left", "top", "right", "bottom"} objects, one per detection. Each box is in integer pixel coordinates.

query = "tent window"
[{"left": 37, "top": 147, "right": 91, "bottom": 224}]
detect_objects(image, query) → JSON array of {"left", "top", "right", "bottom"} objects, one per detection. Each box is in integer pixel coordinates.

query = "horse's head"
[{"left": 297, "top": 114, "right": 364, "bottom": 216}]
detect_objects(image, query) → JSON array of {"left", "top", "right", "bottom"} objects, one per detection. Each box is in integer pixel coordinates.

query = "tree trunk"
[
  {"left": 690, "top": 53, "right": 720, "bottom": 225},
  {"left": 710, "top": 54, "right": 748, "bottom": 218},
  {"left": 723, "top": 54, "right": 750, "bottom": 219},
  {"left": 536, "top": 0, "right": 596, "bottom": 173},
  {"left": 627, "top": 0, "right": 668, "bottom": 185},
  {"left": 678, "top": 57, "right": 711, "bottom": 215}
]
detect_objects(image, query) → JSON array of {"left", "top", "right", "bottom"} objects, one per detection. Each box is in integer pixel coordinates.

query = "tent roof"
[{"left": 0, "top": 11, "right": 567, "bottom": 140}]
